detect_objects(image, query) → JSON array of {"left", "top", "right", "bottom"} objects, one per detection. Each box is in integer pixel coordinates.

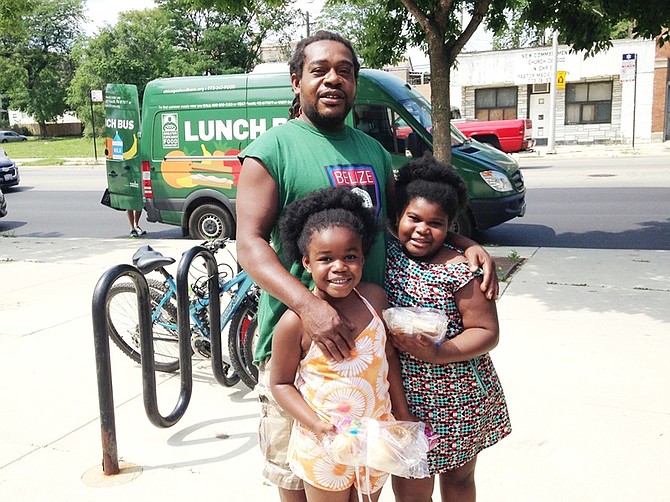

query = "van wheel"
[
  {"left": 451, "top": 210, "right": 475, "bottom": 239},
  {"left": 188, "top": 203, "right": 234, "bottom": 240}
]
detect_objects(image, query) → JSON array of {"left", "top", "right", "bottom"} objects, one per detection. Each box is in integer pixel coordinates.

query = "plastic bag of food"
[
  {"left": 365, "top": 419, "right": 430, "bottom": 478},
  {"left": 326, "top": 417, "right": 432, "bottom": 479},
  {"left": 382, "top": 307, "right": 449, "bottom": 343}
]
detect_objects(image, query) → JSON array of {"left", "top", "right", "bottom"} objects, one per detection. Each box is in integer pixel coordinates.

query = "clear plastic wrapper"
[
  {"left": 326, "top": 417, "right": 433, "bottom": 479},
  {"left": 382, "top": 307, "right": 449, "bottom": 343}
]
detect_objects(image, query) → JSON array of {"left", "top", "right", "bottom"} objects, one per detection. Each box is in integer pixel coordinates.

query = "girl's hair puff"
[
  {"left": 395, "top": 153, "right": 468, "bottom": 223},
  {"left": 279, "top": 187, "right": 379, "bottom": 264}
]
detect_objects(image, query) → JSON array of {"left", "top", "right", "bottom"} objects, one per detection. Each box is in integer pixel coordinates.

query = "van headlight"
[{"left": 480, "top": 170, "right": 514, "bottom": 192}]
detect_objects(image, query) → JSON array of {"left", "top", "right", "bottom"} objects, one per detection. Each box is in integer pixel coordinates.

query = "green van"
[{"left": 105, "top": 69, "right": 525, "bottom": 239}]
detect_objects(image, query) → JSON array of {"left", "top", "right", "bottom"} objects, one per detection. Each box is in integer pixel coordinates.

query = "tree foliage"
[
  {"left": 524, "top": 0, "right": 670, "bottom": 56},
  {"left": 315, "top": 0, "right": 412, "bottom": 67},
  {"left": 158, "top": 0, "right": 258, "bottom": 75},
  {"left": 1, "top": 0, "right": 85, "bottom": 136},
  {"left": 492, "top": 1, "right": 638, "bottom": 51},
  {"left": 0, "top": 0, "right": 34, "bottom": 55},
  {"left": 67, "top": 9, "right": 175, "bottom": 137},
  {"left": 188, "top": 0, "right": 301, "bottom": 68},
  {"left": 68, "top": 0, "right": 300, "bottom": 137}
]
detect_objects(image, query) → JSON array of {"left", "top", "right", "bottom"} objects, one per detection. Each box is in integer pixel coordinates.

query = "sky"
[{"left": 85, "top": 0, "right": 156, "bottom": 34}]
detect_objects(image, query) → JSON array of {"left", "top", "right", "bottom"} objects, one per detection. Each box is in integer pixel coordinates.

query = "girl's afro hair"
[
  {"left": 279, "top": 186, "right": 379, "bottom": 265},
  {"left": 395, "top": 153, "right": 468, "bottom": 222}
]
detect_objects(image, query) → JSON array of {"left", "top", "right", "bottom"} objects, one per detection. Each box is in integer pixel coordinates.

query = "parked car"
[
  {"left": 0, "top": 131, "right": 28, "bottom": 143},
  {"left": 0, "top": 148, "right": 20, "bottom": 188},
  {"left": 0, "top": 187, "right": 7, "bottom": 218},
  {"left": 453, "top": 118, "right": 535, "bottom": 153}
]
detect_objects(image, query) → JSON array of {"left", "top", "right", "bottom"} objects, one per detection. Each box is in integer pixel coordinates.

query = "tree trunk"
[
  {"left": 38, "top": 122, "right": 48, "bottom": 138},
  {"left": 427, "top": 35, "right": 452, "bottom": 164}
]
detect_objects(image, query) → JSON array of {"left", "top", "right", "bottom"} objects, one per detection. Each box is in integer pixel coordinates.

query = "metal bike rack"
[
  {"left": 91, "top": 264, "right": 152, "bottom": 475},
  {"left": 90, "top": 245, "right": 222, "bottom": 475}
]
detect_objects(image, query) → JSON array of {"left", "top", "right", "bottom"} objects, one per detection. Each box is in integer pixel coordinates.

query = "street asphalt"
[{"left": 0, "top": 140, "right": 668, "bottom": 501}]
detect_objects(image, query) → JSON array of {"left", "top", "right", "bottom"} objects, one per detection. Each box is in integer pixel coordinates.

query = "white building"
[{"left": 449, "top": 38, "right": 667, "bottom": 145}]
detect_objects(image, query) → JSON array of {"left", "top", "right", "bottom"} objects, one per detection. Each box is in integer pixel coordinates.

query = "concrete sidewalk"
[{"left": 0, "top": 237, "right": 669, "bottom": 501}]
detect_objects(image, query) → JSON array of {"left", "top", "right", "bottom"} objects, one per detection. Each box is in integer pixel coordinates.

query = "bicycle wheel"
[
  {"left": 228, "top": 297, "right": 259, "bottom": 389},
  {"left": 189, "top": 300, "right": 241, "bottom": 387},
  {"left": 242, "top": 317, "right": 259, "bottom": 388},
  {"left": 106, "top": 282, "right": 181, "bottom": 372}
]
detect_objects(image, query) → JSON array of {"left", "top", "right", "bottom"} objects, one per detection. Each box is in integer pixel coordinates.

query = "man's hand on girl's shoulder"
[{"left": 463, "top": 245, "right": 499, "bottom": 300}]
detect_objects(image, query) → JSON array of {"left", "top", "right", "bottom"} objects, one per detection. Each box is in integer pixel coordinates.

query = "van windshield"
[{"left": 398, "top": 96, "right": 468, "bottom": 147}]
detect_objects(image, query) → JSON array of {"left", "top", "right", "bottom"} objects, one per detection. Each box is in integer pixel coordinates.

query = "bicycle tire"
[
  {"left": 228, "top": 297, "right": 259, "bottom": 389},
  {"left": 242, "top": 317, "right": 259, "bottom": 388},
  {"left": 106, "top": 282, "right": 181, "bottom": 372}
]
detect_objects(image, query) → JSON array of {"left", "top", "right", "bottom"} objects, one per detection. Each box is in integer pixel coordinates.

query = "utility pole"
[
  {"left": 547, "top": 31, "right": 558, "bottom": 154},
  {"left": 305, "top": 11, "right": 310, "bottom": 37}
]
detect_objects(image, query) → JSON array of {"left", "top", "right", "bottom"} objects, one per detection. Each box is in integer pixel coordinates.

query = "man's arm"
[
  {"left": 236, "top": 156, "right": 355, "bottom": 361},
  {"left": 448, "top": 231, "right": 499, "bottom": 300}
]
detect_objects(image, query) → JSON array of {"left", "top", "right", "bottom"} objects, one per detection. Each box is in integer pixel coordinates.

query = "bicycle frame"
[
  {"left": 110, "top": 239, "right": 258, "bottom": 388},
  {"left": 150, "top": 267, "right": 255, "bottom": 341}
]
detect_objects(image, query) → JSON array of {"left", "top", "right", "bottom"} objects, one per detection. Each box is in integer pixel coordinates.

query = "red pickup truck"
[{"left": 453, "top": 118, "right": 535, "bottom": 153}]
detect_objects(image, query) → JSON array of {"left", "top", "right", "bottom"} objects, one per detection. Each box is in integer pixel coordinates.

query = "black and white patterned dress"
[{"left": 385, "top": 238, "right": 511, "bottom": 473}]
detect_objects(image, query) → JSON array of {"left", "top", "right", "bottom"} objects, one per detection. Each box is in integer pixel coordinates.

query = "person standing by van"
[
  {"left": 236, "top": 30, "right": 498, "bottom": 502},
  {"left": 127, "top": 209, "right": 146, "bottom": 237}
]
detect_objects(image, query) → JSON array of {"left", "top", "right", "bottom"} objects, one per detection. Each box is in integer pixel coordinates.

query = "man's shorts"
[{"left": 257, "top": 358, "right": 304, "bottom": 491}]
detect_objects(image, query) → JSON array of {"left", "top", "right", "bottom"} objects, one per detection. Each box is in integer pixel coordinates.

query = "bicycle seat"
[{"left": 132, "top": 245, "right": 176, "bottom": 274}]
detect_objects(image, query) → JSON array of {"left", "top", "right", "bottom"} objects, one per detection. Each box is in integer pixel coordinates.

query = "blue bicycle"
[{"left": 105, "top": 239, "right": 259, "bottom": 389}]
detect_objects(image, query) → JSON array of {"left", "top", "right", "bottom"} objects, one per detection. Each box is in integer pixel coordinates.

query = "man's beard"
[{"left": 302, "top": 102, "right": 352, "bottom": 129}]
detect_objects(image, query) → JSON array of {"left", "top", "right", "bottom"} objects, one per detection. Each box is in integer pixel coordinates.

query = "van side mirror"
[{"left": 406, "top": 132, "right": 427, "bottom": 158}]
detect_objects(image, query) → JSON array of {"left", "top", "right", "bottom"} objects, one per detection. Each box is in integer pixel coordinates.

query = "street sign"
[
  {"left": 620, "top": 53, "right": 636, "bottom": 83},
  {"left": 90, "top": 89, "right": 104, "bottom": 103},
  {"left": 556, "top": 71, "right": 566, "bottom": 90}
]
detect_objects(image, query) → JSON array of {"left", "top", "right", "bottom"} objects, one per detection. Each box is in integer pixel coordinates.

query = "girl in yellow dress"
[{"left": 270, "top": 187, "right": 412, "bottom": 502}]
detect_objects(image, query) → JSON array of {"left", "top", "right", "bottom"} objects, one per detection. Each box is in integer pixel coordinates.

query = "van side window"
[{"left": 354, "top": 104, "right": 404, "bottom": 155}]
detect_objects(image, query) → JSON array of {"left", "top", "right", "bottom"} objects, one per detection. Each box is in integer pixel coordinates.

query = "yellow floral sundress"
[{"left": 287, "top": 290, "right": 394, "bottom": 494}]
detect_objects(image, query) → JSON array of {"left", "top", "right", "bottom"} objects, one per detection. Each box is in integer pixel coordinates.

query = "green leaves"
[{"left": 1, "top": 0, "right": 85, "bottom": 134}]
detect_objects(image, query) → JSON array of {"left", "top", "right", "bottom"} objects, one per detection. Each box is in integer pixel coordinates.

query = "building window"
[
  {"left": 475, "top": 87, "right": 518, "bottom": 120},
  {"left": 408, "top": 71, "right": 430, "bottom": 85},
  {"left": 565, "top": 81, "right": 612, "bottom": 125}
]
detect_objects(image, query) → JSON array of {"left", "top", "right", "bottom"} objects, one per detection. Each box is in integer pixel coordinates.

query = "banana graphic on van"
[{"left": 123, "top": 134, "right": 138, "bottom": 160}]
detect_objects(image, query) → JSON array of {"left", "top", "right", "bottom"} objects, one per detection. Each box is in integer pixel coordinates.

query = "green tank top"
[{"left": 239, "top": 119, "right": 393, "bottom": 363}]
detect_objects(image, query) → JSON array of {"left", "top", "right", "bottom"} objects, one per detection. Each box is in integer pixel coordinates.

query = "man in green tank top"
[{"left": 237, "top": 30, "right": 497, "bottom": 502}]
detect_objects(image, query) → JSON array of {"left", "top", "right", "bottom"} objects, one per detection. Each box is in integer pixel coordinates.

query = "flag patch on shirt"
[{"left": 325, "top": 164, "right": 382, "bottom": 216}]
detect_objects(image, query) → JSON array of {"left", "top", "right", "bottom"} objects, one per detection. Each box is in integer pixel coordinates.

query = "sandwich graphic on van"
[{"left": 160, "top": 145, "right": 241, "bottom": 189}]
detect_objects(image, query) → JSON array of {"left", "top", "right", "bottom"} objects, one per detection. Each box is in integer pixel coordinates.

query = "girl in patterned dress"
[
  {"left": 270, "top": 187, "right": 413, "bottom": 502},
  {"left": 385, "top": 155, "right": 511, "bottom": 502}
]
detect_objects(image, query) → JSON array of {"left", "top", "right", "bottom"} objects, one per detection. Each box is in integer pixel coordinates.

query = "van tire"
[
  {"left": 451, "top": 210, "right": 475, "bottom": 240},
  {"left": 188, "top": 203, "right": 234, "bottom": 240}
]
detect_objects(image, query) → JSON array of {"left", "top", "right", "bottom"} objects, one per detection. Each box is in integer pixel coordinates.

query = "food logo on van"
[
  {"left": 160, "top": 145, "right": 241, "bottom": 190},
  {"left": 162, "top": 114, "right": 179, "bottom": 148}
]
